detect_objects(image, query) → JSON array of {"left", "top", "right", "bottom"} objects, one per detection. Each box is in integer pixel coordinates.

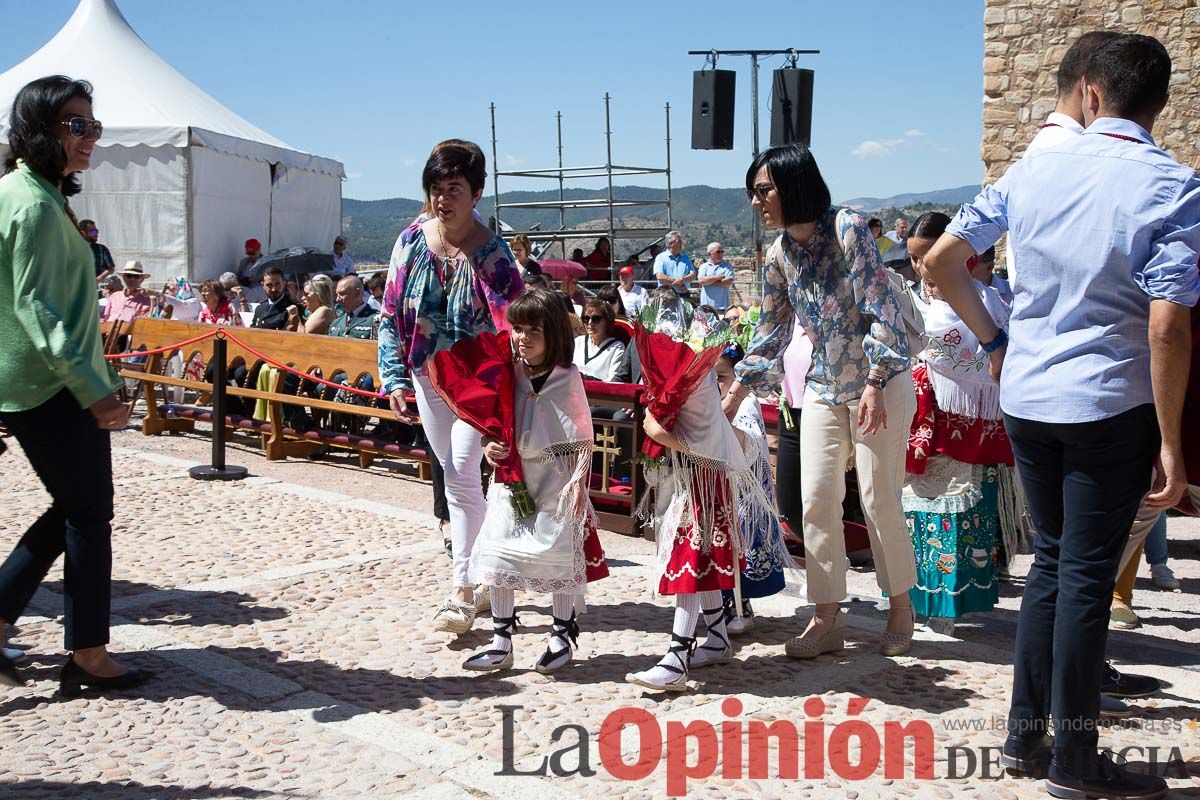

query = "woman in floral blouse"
[
  {"left": 378, "top": 141, "right": 523, "bottom": 635},
  {"left": 723, "top": 144, "right": 918, "bottom": 659},
  {"left": 197, "top": 280, "right": 244, "bottom": 326}
]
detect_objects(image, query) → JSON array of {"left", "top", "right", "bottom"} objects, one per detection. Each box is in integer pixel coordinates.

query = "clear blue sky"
[{"left": 3, "top": 0, "right": 985, "bottom": 202}]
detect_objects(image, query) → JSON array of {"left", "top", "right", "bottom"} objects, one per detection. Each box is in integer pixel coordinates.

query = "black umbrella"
[
  {"left": 881, "top": 240, "right": 909, "bottom": 266},
  {"left": 248, "top": 247, "right": 336, "bottom": 281}
]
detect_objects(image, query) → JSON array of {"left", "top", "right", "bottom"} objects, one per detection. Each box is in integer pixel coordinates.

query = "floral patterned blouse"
[
  {"left": 377, "top": 221, "right": 523, "bottom": 392},
  {"left": 735, "top": 207, "right": 909, "bottom": 405}
]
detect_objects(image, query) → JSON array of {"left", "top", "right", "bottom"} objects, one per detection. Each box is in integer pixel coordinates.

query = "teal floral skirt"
[{"left": 904, "top": 465, "right": 1000, "bottom": 619}]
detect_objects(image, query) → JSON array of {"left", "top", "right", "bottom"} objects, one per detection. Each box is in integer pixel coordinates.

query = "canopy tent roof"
[{"left": 0, "top": 0, "right": 344, "bottom": 177}]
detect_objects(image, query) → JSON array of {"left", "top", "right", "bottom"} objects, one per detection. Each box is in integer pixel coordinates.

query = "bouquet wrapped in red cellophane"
[
  {"left": 427, "top": 330, "right": 535, "bottom": 517},
  {"left": 633, "top": 299, "right": 736, "bottom": 462}
]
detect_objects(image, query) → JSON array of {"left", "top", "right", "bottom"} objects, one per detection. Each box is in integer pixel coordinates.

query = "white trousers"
[
  {"left": 414, "top": 374, "right": 487, "bottom": 588},
  {"left": 800, "top": 375, "right": 918, "bottom": 603}
]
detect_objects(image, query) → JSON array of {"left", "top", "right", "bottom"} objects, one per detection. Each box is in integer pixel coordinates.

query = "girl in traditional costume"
[
  {"left": 625, "top": 296, "right": 776, "bottom": 692},
  {"left": 717, "top": 347, "right": 792, "bottom": 634},
  {"left": 903, "top": 213, "right": 1019, "bottom": 635},
  {"left": 462, "top": 290, "right": 608, "bottom": 673}
]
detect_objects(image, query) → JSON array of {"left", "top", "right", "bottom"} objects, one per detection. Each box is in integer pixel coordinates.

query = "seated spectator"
[
  {"left": 366, "top": 272, "right": 387, "bottom": 311},
  {"left": 251, "top": 267, "right": 303, "bottom": 330},
  {"left": 559, "top": 274, "right": 586, "bottom": 309},
  {"left": 617, "top": 263, "right": 648, "bottom": 317},
  {"left": 197, "top": 280, "right": 244, "bottom": 326},
  {"left": 98, "top": 275, "right": 123, "bottom": 308},
  {"left": 583, "top": 236, "right": 612, "bottom": 281},
  {"left": 79, "top": 218, "right": 114, "bottom": 282},
  {"left": 524, "top": 273, "right": 574, "bottom": 317},
  {"left": 235, "top": 239, "right": 268, "bottom": 304},
  {"left": 100, "top": 261, "right": 153, "bottom": 322},
  {"left": 510, "top": 234, "right": 542, "bottom": 277},
  {"left": 573, "top": 299, "right": 627, "bottom": 382},
  {"left": 595, "top": 284, "right": 626, "bottom": 318},
  {"left": 288, "top": 274, "right": 335, "bottom": 334},
  {"left": 570, "top": 247, "right": 586, "bottom": 264},
  {"left": 332, "top": 235, "right": 355, "bottom": 276},
  {"left": 330, "top": 275, "right": 378, "bottom": 339},
  {"left": 155, "top": 276, "right": 200, "bottom": 322},
  {"left": 869, "top": 217, "right": 894, "bottom": 255}
]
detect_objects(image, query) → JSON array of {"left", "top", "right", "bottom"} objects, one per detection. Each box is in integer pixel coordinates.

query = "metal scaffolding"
[{"left": 488, "top": 94, "right": 673, "bottom": 277}]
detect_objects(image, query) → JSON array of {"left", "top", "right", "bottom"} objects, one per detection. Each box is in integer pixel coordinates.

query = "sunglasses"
[
  {"left": 60, "top": 116, "right": 103, "bottom": 140},
  {"left": 746, "top": 183, "right": 775, "bottom": 203},
  {"left": 581, "top": 315, "right": 606, "bottom": 324}
]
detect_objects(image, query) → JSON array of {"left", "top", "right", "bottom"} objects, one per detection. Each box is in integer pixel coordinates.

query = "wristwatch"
[{"left": 865, "top": 375, "right": 887, "bottom": 391}]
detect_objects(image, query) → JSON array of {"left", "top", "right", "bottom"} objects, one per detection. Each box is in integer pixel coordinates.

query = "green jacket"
[
  {"left": 0, "top": 164, "right": 120, "bottom": 413},
  {"left": 329, "top": 302, "right": 378, "bottom": 340}
]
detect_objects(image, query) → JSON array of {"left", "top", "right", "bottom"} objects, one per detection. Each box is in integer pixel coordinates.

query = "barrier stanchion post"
[{"left": 189, "top": 335, "right": 248, "bottom": 482}]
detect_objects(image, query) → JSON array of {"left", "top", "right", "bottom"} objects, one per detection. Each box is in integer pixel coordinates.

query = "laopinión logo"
[
  {"left": 498, "top": 696, "right": 936, "bottom": 796},
  {"left": 497, "top": 699, "right": 1197, "bottom": 795}
]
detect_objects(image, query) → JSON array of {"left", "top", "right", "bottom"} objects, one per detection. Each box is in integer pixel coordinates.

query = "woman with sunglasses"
[
  {"left": 0, "top": 76, "right": 153, "bottom": 692},
  {"left": 723, "top": 144, "right": 918, "bottom": 660},
  {"left": 573, "top": 299, "right": 626, "bottom": 383}
]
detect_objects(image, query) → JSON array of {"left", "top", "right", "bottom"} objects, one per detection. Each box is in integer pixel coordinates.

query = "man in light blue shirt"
[
  {"left": 653, "top": 231, "right": 695, "bottom": 297},
  {"left": 697, "top": 242, "right": 735, "bottom": 311},
  {"left": 923, "top": 34, "right": 1198, "bottom": 799}
]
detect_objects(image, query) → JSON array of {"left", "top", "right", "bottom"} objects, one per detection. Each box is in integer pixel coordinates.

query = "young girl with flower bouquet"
[
  {"left": 625, "top": 295, "right": 777, "bottom": 692},
  {"left": 459, "top": 289, "right": 608, "bottom": 673}
]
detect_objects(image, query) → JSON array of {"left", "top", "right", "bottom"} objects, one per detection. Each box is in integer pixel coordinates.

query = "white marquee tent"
[{"left": 0, "top": 0, "right": 345, "bottom": 283}]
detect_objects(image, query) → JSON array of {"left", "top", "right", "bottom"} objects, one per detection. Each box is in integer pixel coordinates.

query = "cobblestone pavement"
[{"left": 1, "top": 428, "right": 1198, "bottom": 799}]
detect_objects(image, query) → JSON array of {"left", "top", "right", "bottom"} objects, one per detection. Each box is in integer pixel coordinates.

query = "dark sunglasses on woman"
[{"left": 60, "top": 116, "right": 103, "bottom": 139}]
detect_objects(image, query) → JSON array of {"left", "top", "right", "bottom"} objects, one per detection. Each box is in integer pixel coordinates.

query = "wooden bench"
[
  {"left": 104, "top": 317, "right": 651, "bottom": 536},
  {"left": 102, "top": 318, "right": 434, "bottom": 477}
]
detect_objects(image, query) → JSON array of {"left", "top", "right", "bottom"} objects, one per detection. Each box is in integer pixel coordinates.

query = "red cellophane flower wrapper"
[
  {"left": 633, "top": 324, "right": 727, "bottom": 461},
  {"left": 427, "top": 330, "right": 534, "bottom": 517}
]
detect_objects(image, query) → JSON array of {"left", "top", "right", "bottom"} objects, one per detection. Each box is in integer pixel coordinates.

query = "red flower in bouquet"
[
  {"left": 427, "top": 330, "right": 534, "bottom": 517},
  {"left": 633, "top": 317, "right": 731, "bottom": 461}
]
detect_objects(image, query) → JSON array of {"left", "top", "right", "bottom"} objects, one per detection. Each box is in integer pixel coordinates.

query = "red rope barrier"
[
  {"left": 219, "top": 331, "right": 388, "bottom": 400},
  {"left": 104, "top": 329, "right": 220, "bottom": 360}
]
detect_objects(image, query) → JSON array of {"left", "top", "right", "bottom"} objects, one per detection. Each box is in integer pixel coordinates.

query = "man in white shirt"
[
  {"left": 332, "top": 236, "right": 355, "bottom": 276},
  {"left": 884, "top": 216, "right": 908, "bottom": 244},
  {"left": 617, "top": 265, "right": 647, "bottom": 316}
]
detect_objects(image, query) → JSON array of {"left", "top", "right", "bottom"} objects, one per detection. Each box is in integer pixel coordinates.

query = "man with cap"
[
  {"left": 332, "top": 236, "right": 355, "bottom": 277},
  {"left": 100, "top": 261, "right": 153, "bottom": 323},
  {"left": 235, "top": 238, "right": 268, "bottom": 304},
  {"left": 617, "top": 259, "right": 648, "bottom": 316}
]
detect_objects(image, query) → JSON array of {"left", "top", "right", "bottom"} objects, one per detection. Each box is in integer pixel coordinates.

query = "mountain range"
[{"left": 342, "top": 183, "right": 976, "bottom": 263}]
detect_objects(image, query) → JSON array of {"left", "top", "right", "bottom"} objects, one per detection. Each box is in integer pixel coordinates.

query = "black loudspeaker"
[
  {"left": 691, "top": 70, "right": 736, "bottom": 150},
  {"left": 770, "top": 68, "right": 814, "bottom": 146}
]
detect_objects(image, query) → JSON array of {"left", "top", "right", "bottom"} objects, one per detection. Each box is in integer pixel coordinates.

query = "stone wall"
[{"left": 982, "top": 0, "right": 1200, "bottom": 183}]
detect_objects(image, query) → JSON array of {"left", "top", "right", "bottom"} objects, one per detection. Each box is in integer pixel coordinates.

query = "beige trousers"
[{"left": 800, "top": 374, "right": 918, "bottom": 603}]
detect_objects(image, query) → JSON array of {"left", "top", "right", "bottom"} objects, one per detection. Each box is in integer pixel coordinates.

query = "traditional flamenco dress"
[
  {"left": 463, "top": 362, "right": 609, "bottom": 673},
  {"left": 626, "top": 372, "right": 775, "bottom": 691},
  {"left": 903, "top": 281, "right": 1021, "bottom": 634}
]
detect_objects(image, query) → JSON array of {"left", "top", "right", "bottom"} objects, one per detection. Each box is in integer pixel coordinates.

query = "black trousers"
[
  {"left": 0, "top": 389, "right": 114, "bottom": 650},
  {"left": 1004, "top": 404, "right": 1157, "bottom": 771}
]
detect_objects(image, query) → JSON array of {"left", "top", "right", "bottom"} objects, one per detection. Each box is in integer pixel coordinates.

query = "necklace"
[{"left": 437, "top": 219, "right": 464, "bottom": 263}]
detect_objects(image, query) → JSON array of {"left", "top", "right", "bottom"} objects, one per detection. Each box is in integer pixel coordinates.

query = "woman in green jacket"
[{"left": 0, "top": 76, "right": 152, "bottom": 694}]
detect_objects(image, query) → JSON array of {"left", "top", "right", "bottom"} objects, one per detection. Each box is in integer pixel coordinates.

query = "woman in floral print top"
[
  {"left": 724, "top": 144, "right": 919, "bottom": 660},
  {"left": 377, "top": 140, "right": 523, "bottom": 635}
]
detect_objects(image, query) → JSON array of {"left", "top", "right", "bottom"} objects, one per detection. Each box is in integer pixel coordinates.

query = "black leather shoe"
[
  {"left": 58, "top": 657, "right": 154, "bottom": 697},
  {"left": 0, "top": 652, "right": 25, "bottom": 688},
  {"left": 1046, "top": 752, "right": 1167, "bottom": 799},
  {"left": 1001, "top": 733, "right": 1053, "bottom": 777},
  {"left": 1101, "top": 663, "right": 1160, "bottom": 699}
]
